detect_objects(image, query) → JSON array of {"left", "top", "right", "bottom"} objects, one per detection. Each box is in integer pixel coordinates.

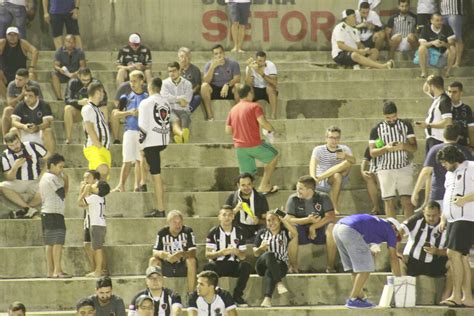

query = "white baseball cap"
[
  {"left": 6, "top": 26, "right": 19, "bottom": 35},
  {"left": 386, "top": 217, "right": 402, "bottom": 232},
  {"left": 129, "top": 33, "right": 141, "bottom": 44}
]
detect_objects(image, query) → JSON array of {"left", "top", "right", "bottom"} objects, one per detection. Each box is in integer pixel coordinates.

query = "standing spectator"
[
  {"left": 178, "top": 47, "right": 202, "bottom": 113},
  {"left": 310, "top": 126, "right": 355, "bottom": 215},
  {"left": 51, "top": 34, "right": 86, "bottom": 100},
  {"left": 149, "top": 210, "right": 197, "bottom": 295},
  {"left": 416, "top": 0, "right": 438, "bottom": 31},
  {"left": 285, "top": 175, "right": 337, "bottom": 273},
  {"left": 11, "top": 85, "right": 55, "bottom": 155},
  {"left": 449, "top": 81, "right": 474, "bottom": 148},
  {"left": 355, "top": 1, "right": 385, "bottom": 51},
  {"left": 0, "top": 0, "right": 30, "bottom": 38},
  {"left": 138, "top": 77, "right": 171, "bottom": 218},
  {"left": 40, "top": 153, "right": 69, "bottom": 278},
  {"left": 161, "top": 61, "right": 193, "bottom": 144},
  {"left": 81, "top": 82, "right": 110, "bottom": 181},
  {"left": 361, "top": 146, "right": 381, "bottom": 215},
  {"left": 253, "top": 209, "right": 297, "bottom": 307},
  {"left": 245, "top": 51, "right": 278, "bottom": 119},
  {"left": 116, "top": 33, "right": 152, "bottom": 86},
  {"left": 42, "top": 0, "right": 82, "bottom": 49},
  {"left": 415, "top": 75, "right": 452, "bottom": 154},
  {"left": 440, "top": 0, "right": 463, "bottom": 67},
  {"left": 204, "top": 206, "right": 251, "bottom": 306},
  {"left": 8, "top": 301, "right": 26, "bottom": 316},
  {"left": 369, "top": 101, "right": 417, "bottom": 218},
  {"left": 332, "top": 214, "right": 402, "bottom": 308},
  {"left": 385, "top": 0, "right": 418, "bottom": 60},
  {"left": 331, "top": 9, "right": 394, "bottom": 69},
  {"left": 75, "top": 297, "right": 95, "bottom": 316},
  {"left": 128, "top": 266, "right": 182, "bottom": 316},
  {"left": 0, "top": 132, "right": 45, "bottom": 219},
  {"left": 226, "top": 0, "right": 250, "bottom": 52},
  {"left": 111, "top": 70, "right": 147, "bottom": 193},
  {"left": 2, "top": 68, "right": 43, "bottom": 137},
  {"left": 226, "top": 84, "right": 278, "bottom": 194},
  {"left": 78, "top": 178, "right": 111, "bottom": 277},
  {"left": 0, "top": 26, "right": 38, "bottom": 98},
  {"left": 411, "top": 126, "right": 472, "bottom": 209},
  {"left": 201, "top": 44, "right": 241, "bottom": 121},
  {"left": 188, "top": 270, "right": 237, "bottom": 316},
  {"left": 225, "top": 172, "right": 269, "bottom": 243},
  {"left": 437, "top": 146, "right": 474, "bottom": 307},
  {"left": 89, "top": 277, "right": 126, "bottom": 316},
  {"left": 64, "top": 67, "right": 108, "bottom": 144},
  {"left": 416, "top": 13, "right": 455, "bottom": 78}
]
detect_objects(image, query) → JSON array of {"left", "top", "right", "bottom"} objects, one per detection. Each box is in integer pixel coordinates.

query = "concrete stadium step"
[{"left": 0, "top": 273, "right": 445, "bottom": 311}]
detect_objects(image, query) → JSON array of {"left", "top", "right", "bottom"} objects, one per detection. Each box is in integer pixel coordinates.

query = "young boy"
[{"left": 79, "top": 171, "right": 111, "bottom": 277}]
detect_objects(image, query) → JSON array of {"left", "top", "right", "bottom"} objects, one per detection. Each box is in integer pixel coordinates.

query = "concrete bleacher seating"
[{"left": 1, "top": 49, "right": 474, "bottom": 314}]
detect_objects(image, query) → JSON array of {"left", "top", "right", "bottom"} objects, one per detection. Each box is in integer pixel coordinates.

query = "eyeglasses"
[
  {"left": 327, "top": 136, "right": 340, "bottom": 140},
  {"left": 138, "top": 305, "right": 154, "bottom": 310}
]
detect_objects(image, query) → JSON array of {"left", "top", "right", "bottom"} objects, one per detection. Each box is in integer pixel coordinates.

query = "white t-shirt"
[
  {"left": 417, "top": 0, "right": 438, "bottom": 14},
  {"left": 331, "top": 22, "right": 360, "bottom": 58},
  {"left": 355, "top": 10, "right": 383, "bottom": 41},
  {"left": 245, "top": 60, "right": 277, "bottom": 89},
  {"left": 39, "top": 172, "right": 65, "bottom": 215},
  {"left": 443, "top": 161, "right": 474, "bottom": 222},
  {"left": 85, "top": 194, "right": 106, "bottom": 227},
  {"left": 138, "top": 93, "right": 172, "bottom": 148}
]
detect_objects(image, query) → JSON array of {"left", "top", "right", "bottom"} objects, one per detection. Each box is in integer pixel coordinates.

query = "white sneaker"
[
  {"left": 353, "top": 65, "right": 361, "bottom": 70},
  {"left": 260, "top": 297, "right": 272, "bottom": 307},
  {"left": 276, "top": 282, "right": 288, "bottom": 295},
  {"left": 25, "top": 208, "right": 39, "bottom": 218}
]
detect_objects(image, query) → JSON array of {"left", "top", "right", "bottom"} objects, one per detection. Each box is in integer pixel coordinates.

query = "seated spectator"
[
  {"left": 310, "top": 126, "right": 355, "bottom": 215},
  {"left": 75, "top": 297, "right": 96, "bottom": 316},
  {"left": 149, "top": 210, "right": 197, "bottom": 294},
  {"left": 449, "top": 81, "right": 474, "bottom": 148},
  {"left": 128, "top": 266, "right": 182, "bottom": 316},
  {"left": 51, "top": 34, "right": 86, "bottom": 100},
  {"left": 2, "top": 68, "right": 43, "bottom": 136},
  {"left": 116, "top": 33, "right": 152, "bottom": 86},
  {"left": 331, "top": 9, "right": 394, "bottom": 69},
  {"left": 416, "top": 0, "right": 438, "bottom": 32},
  {"left": 89, "top": 277, "right": 126, "bottom": 316},
  {"left": 8, "top": 301, "right": 26, "bottom": 316},
  {"left": 0, "top": 1, "right": 30, "bottom": 38},
  {"left": 188, "top": 270, "right": 237, "bottom": 316},
  {"left": 361, "top": 146, "right": 381, "bottom": 215},
  {"left": 42, "top": 0, "right": 82, "bottom": 49},
  {"left": 178, "top": 47, "right": 202, "bottom": 112},
  {"left": 0, "top": 132, "right": 45, "bottom": 219},
  {"left": 441, "top": 0, "right": 463, "bottom": 67},
  {"left": 416, "top": 13, "right": 455, "bottom": 78},
  {"left": 226, "top": 0, "right": 251, "bottom": 52},
  {"left": 245, "top": 51, "right": 278, "bottom": 119},
  {"left": 133, "top": 295, "right": 154, "bottom": 316},
  {"left": 201, "top": 44, "right": 241, "bottom": 121},
  {"left": 161, "top": 61, "right": 193, "bottom": 144},
  {"left": 111, "top": 70, "right": 147, "bottom": 192},
  {"left": 0, "top": 26, "right": 38, "bottom": 98},
  {"left": 385, "top": 0, "right": 418, "bottom": 60},
  {"left": 253, "top": 209, "right": 297, "bottom": 307},
  {"left": 64, "top": 67, "right": 108, "bottom": 144},
  {"left": 286, "top": 175, "right": 337, "bottom": 273},
  {"left": 204, "top": 206, "right": 251, "bottom": 307},
  {"left": 225, "top": 172, "right": 269, "bottom": 243},
  {"left": 355, "top": 1, "right": 385, "bottom": 51},
  {"left": 11, "top": 85, "right": 55, "bottom": 155},
  {"left": 40, "top": 153, "right": 69, "bottom": 278},
  {"left": 357, "top": 0, "right": 381, "bottom": 11}
]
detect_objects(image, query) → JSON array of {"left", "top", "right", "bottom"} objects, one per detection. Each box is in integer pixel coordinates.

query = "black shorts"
[
  {"left": 143, "top": 145, "right": 167, "bottom": 175},
  {"left": 41, "top": 213, "right": 66, "bottom": 245},
  {"left": 446, "top": 221, "right": 474, "bottom": 256},
  {"left": 417, "top": 14, "right": 432, "bottom": 31},
  {"left": 253, "top": 87, "right": 269, "bottom": 103},
  {"left": 160, "top": 260, "right": 187, "bottom": 277},
  {"left": 50, "top": 13, "right": 80, "bottom": 37},
  {"left": 333, "top": 51, "right": 357, "bottom": 67},
  {"left": 361, "top": 37, "right": 375, "bottom": 49},
  {"left": 406, "top": 256, "right": 448, "bottom": 277},
  {"left": 210, "top": 84, "right": 235, "bottom": 100}
]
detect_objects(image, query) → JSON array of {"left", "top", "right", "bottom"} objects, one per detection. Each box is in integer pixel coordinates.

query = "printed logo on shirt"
[
  {"left": 161, "top": 303, "right": 168, "bottom": 310},
  {"left": 314, "top": 203, "right": 322, "bottom": 212},
  {"left": 153, "top": 104, "right": 170, "bottom": 128},
  {"left": 457, "top": 175, "right": 462, "bottom": 180},
  {"left": 36, "top": 111, "right": 43, "bottom": 118}
]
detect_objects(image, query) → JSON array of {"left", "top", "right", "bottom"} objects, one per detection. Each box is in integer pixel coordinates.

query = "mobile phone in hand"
[{"left": 274, "top": 208, "right": 286, "bottom": 217}]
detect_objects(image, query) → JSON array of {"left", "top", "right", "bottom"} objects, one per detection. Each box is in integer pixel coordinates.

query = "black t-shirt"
[
  {"left": 116, "top": 45, "right": 152, "bottom": 66},
  {"left": 452, "top": 103, "right": 473, "bottom": 146},
  {"left": 420, "top": 24, "right": 455, "bottom": 54},
  {"left": 11, "top": 100, "right": 53, "bottom": 125},
  {"left": 225, "top": 189, "right": 269, "bottom": 226},
  {"left": 188, "top": 288, "right": 236, "bottom": 316}
]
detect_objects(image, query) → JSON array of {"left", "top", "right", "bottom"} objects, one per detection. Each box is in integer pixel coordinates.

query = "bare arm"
[
  {"left": 225, "top": 124, "right": 232, "bottom": 135},
  {"left": 11, "top": 117, "right": 28, "bottom": 130},
  {"left": 430, "top": 118, "right": 452, "bottom": 129},
  {"left": 205, "top": 246, "right": 227, "bottom": 260},
  {"left": 227, "top": 309, "right": 237, "bottom": 316},
  {"left": 187, "top": 310, "right": 197, "bottom": 316},
  {"left": 286, "top": 214, "right": 315, "bottom": 226},
  {"left": 263, "top": 74, "right": 277, "bottom": 89},
  {"left": 309, "top": 211, "right": 336, "bottom": 231},
  {"left": 21, "top": 40, "right": 38, "bottom": 68},
  {"left": 170, "top": 305, "right": 182, "bottom": 316},
  {"left": 256, "top": 115, "right": 275, "bottom": 132},
  {"left": 7, "top": 91, "right": 25, "bottom": 108},
  {"left": 401, "top": 136, "right": 417, "bottom": 153},
  {"left": 38, "top": 117, "right": 53, "bottom": 130},
  {"left": 389, "top": 247, "right": 401, "bottom": 276},
  {"left": 309, "top": 156, "right": 318, "bottom": 178},
  {"left": 4, "top": 158, "right": 27, "bottom": 181},
  {"left": 412, "top": 166, "right": 432, "bottom": 201}
]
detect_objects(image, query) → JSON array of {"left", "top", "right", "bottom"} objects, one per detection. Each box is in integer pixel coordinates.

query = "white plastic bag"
[{"left": 393, "top": 276, "right": 416, "bottom": 307}]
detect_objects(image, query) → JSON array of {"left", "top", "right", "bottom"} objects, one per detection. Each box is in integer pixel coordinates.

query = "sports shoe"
[
  {"left": 182, "top": 128, "right": 190, "bottom": 143},
  {"left": 276, "top": 282, "right": 288, "bottom": 295},
  {"left": 113, "top": 140, "right": 121, "bottom": 144},
  {"left": 9, "top": 209, "right": 27, "bottom": 219},
  {"left": 173, "top": 134, "right": 183, "bottom": 144},
  {"left": 144, "top": 209, "right": 166, "bottom": 218},
  {"left": 24, "top": 207, "right": 39, "bottom": 218},
  {"left": 345, "top": 298, "right": 375, "bottom": 309},
  {"left": 233, "top": 295, "right": 248, "bottom": 307}
]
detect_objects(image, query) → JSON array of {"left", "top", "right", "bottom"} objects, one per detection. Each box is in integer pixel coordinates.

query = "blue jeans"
[
  {"left": 188, "top": 94, "right": 201, "bottom": 113},
  {"left": 0, "top": 2, "right": 27, "bottom": 38}
]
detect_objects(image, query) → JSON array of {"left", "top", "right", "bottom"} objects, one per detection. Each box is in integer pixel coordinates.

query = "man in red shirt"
[{"left": 226, "top": 84, "right": 279, "bottom": 194}]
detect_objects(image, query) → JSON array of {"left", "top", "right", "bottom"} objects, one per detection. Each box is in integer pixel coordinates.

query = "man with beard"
[{"left": 89, "top": 277, "right": 126, "bottom": 316}]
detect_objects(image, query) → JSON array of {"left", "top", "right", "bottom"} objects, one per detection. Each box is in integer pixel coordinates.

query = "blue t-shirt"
[
  {"left": 122, "top": 91, "right": 148, "bottom": 131},
  {"left": 49, "top": 0, "right": 75, "bottom": 14},
  {"left": 339, "top": 214, "right": 397, "bottom": 248}
]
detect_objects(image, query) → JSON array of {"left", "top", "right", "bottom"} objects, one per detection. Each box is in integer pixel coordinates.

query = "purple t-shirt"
[
  {"left": 203, "top": 57, "right": 240, "bottom": 87},
  {"left": 49, "top": 0, "right": 75, "bottom": 14},
  {"left": 424, "top": 143, "right": 473, "bottom": 201},
  {"left": 339, "top": 214, "right": 397, "bottom": 248}
]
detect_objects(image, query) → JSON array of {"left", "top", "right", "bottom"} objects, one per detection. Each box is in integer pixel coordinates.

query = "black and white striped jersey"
[
  {"left": 153, "top": 225, "right": 196, "bottom": 258},
  {"left": 386, "top": 12, "right": 417, "bottom": 38},
  {"left": 188, "top": 288, "right": 236, "bottom": 316},
  {"left": 1, "top": 141, "right": 46, "bottom": 180},
  {"left": 81, "top": 102, "right": 111, "bottom": 149},
  {"left": 206, "top": 226, "right": 246, "bottom": 262},
  {"left": 254, "top": 227, "right": 291, "bottom": 264},
  {"left": 440, "top": 0, "right": 463, "bottom": 15}
]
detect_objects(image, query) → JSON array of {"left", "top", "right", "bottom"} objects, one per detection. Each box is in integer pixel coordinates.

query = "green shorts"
[{"left": 236, "top": 142, "right": 278, "bottom": 174}]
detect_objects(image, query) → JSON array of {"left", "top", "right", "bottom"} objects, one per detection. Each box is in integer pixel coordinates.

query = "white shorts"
[
  {"left": 122, "top": 130, "right": 141, "bottom": 163},
  {"left": 377, "top": 164, "right": 414, "bottom": 199},
  {"left": 391, "top": 34, "right": 411, "bottom": 52},
  {"left": 20, "top": 131, "right": 43, "bottom": 145}
]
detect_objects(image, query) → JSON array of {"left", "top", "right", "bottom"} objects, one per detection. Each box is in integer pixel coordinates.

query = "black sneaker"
[
  {"left": 233, "top": 295, "right": 248, "bottom": 307},
  {"left": 144, "top": 209, "right": 166, "bottom": 218},
  {"left": 113, "top": 140, "right": 121, "bottom": 144},
  {"left": 140, "top": 184, "right": 147, "bottom": 192},
  {"left": 8, "top": 209, "right": 27, "bottom": 219}
]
